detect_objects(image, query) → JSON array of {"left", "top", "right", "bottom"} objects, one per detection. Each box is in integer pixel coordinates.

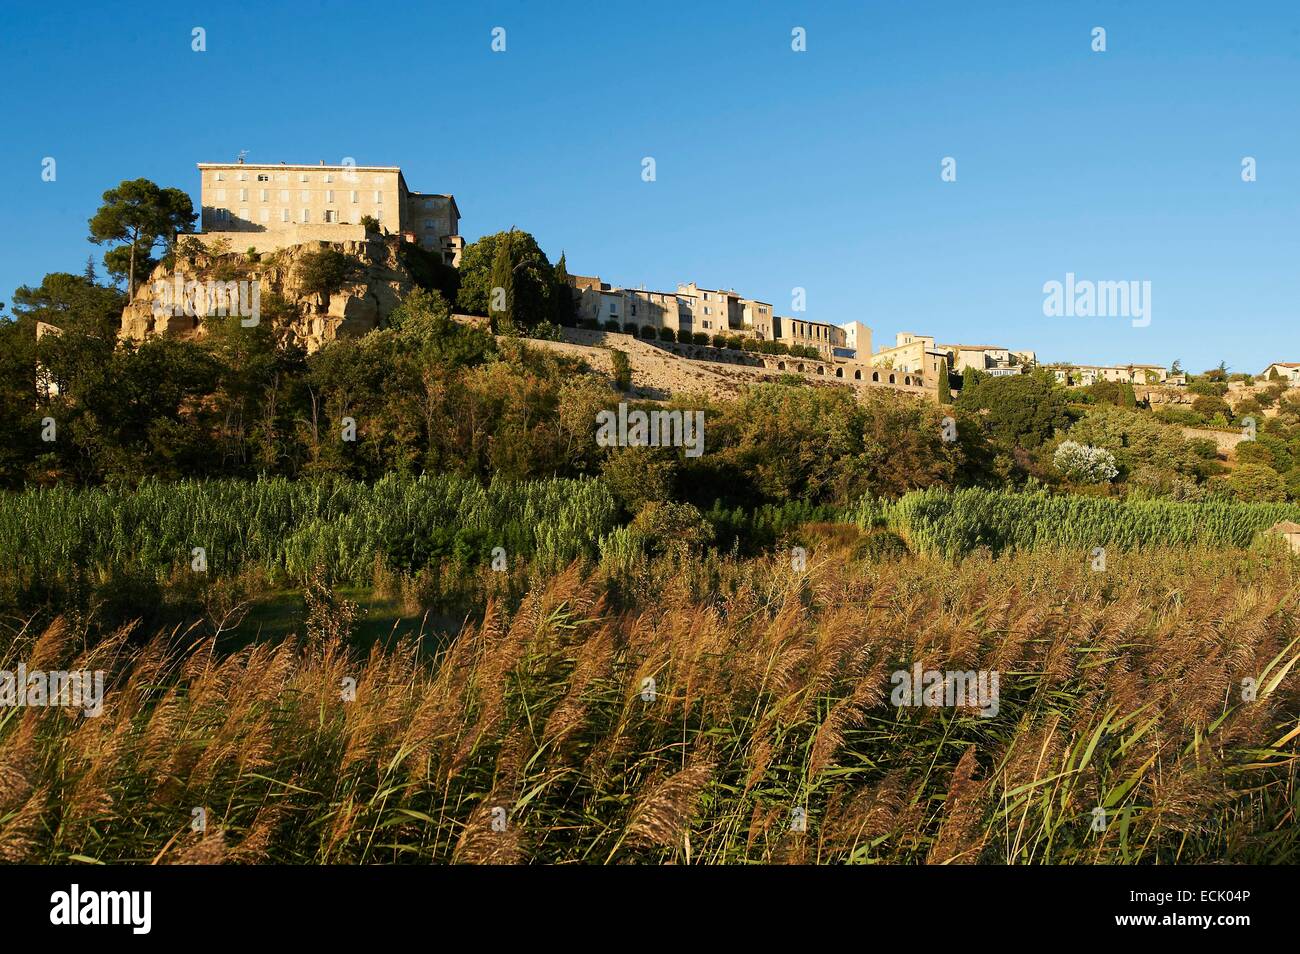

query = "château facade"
[{"left": 194, "top": 160, "right": 463, "bottom": 265}]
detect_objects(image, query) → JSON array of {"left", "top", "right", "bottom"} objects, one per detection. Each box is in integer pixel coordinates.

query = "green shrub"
[
  {"left": 609, "top": 348, "right": 632, "bottom": 392},
  {"left": 297, "top": 248, "right": 360, "bottom": 296}
]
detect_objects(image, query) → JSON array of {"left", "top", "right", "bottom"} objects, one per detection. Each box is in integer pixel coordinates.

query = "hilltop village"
[{"left": 115, "top": 159, "right": 1293, "bottom": 403}]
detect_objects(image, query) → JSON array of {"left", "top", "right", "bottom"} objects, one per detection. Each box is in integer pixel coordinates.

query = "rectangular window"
[
  {"left": 259, "top": 189, "right": 268, "bottom": 201},
  {"left": 323, "top": 210, "right": 335, "bottom": 223},
  {"left": 299, "top": 173, "right": 309, "bottom": 182},
  {"left": 237, "top": 172, "right": 248, "bottom": 181},
  {"left": 215, "top": 188, "right": 226, "bottom": 201},
  {"left": 279, "top": 189, "right": 289, "bottom": 202},
  {"left": 215, "top": 171, "right": 224, "bottom": 181},
  {"left": 325, "top": 190, "right": 334, "bottom": 203},
  {"left": 238, "top": 208, "right": 249, "bottom": 221},
  {"left": 374, "top": 191, "right": 382, "bottom": 203},
  {"left": 259, "top": 208, "right": 270, "bottom": 223},
  {"left": 281, "top": 209, "right": 290, "bottom": 223},
  {"left": 300, "top": 190, "right": 311, "bottom": 202},
  {"left": 350, "top": 191, "right": 358, "bottom": 203},
  {"left": 324, "top": 173, "right": 333, "bottom": 183},
  {"left": 277, "top": 173, "right": 288, "bottom": 182},
  {"left": 256, "top": 174, "right": 270, "bottom": 182},
  {"left": 238, "top": 188, "right": 248, "bottom": 202},
  {"left": 302, "top": 209, "right": 311, "bottom": 223}
]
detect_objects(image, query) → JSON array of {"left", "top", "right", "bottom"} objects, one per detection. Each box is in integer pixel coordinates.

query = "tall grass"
[
  {"left": 1, "top": 541, "right": 1296, "bottom": 864},
  {"left": 848, "top": 487, "right": 1300, "bottom": 558},
  {"left": 0, "top": 475, "right": 618, "bottom": 586}
]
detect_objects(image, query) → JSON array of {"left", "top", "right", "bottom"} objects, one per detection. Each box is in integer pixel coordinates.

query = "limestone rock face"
[{"left": 118, "top": 235, "right": 420, "bottom": 352}]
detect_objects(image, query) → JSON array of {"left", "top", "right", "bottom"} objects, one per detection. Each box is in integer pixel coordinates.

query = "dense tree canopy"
[
  {"left": 456, "top": 229, "right": 564, "bottom": 331},
  {"left": 956, "top": 371, "right": 1070, "bottom": 449},
  {"left": 88, "top": 178, "right": 196, "bottom": 296}
]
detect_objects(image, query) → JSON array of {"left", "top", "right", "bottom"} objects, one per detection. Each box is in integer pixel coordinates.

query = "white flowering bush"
[{"left": 1053, "top": 441, "right": 1119, "bottom": 484}]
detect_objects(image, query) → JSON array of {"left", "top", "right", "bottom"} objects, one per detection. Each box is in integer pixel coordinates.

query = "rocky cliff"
[{"left": 119, "top": 235, "right": 420, "bottom": 352}]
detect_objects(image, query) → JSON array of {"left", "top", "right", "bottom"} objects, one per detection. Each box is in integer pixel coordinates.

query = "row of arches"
[{"left": 772, "top": 360, "right": 917, "bottom": 387}]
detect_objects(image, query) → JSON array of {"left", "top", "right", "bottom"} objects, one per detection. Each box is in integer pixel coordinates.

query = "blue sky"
[{"left": 2, "top": 0, "right": 1297, "bottom": 372}]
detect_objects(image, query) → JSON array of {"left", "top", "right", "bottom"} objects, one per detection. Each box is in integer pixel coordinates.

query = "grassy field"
[
  {"left": 2, "top": 533, "right": 1297, "bottom": 864},
  {"left": 850, "top": 487, "right": 1300, "bottom": 558}
]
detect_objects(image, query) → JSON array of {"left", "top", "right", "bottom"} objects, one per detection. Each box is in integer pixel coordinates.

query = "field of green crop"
[
  {"left": 0, "top": 475, "right": 619, "bottom": 584},
  {"left": 848, "top": 488, "right": 1300, "bottom": 558}
]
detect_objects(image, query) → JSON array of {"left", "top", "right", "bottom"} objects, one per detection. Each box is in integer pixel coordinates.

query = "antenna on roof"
[{"left": 236, "top": 149, "right": 248, "bottom": 164}]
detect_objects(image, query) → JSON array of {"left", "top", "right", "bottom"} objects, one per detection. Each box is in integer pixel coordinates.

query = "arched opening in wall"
[
  {"left": 796, "top": 363, "right": 805, "bottom": 372},
  {"left": 871, "top": 371, "right": 879, "bottom": 382},
  {"left": 889, "top": 374, "right": 896, "bottom": 384},
  {"left": 904, "top": 376, "right": 911, "bottom": 386},
  {"left": 777, "top": 361, "right": 786, "bottom": 371},
  {"left": 817, "top": 365, "right": 825, "bottom": 375},
  {"left": 853, "top": 369, "right": 861, "bottom": 380},
  {"left": 835, "top": 367, "right": 843, "bottom": 378}
]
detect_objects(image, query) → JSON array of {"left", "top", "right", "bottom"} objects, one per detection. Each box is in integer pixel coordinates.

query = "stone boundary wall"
[
  {"left": 550, "top": 328, "right": 933, "bottom": 401},
  {"left": 183, "top": 225, "right": 369, "bottom": 255},
  {"left": 1181, "top": 426, "right": 1249, "bottom": 455}
]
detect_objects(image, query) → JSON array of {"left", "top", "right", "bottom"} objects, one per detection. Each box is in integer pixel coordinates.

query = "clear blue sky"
[{"left": 2, "top": 0, "right": 1297, "bottom": 373}]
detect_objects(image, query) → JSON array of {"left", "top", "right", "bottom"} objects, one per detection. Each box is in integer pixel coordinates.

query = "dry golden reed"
[{"left": 0, "top": 541, "right": 1296, "bottom": 864}]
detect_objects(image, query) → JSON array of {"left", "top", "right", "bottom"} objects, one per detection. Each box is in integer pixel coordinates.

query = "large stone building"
[
  {"left": 567, "top": 276, "right": 851, "bottom": 357},
  {"left": 195, "top": 160, "right": 463, "bottom": 265},
  {"left": 1045, "top": 363, "right": 1178, "bottom": 386},
  {"left": 870, "top": 334, "right": 951, "bottom": 390},
  {"left": 939, "top": 343, "right": 1036, "bottom": 376},
  {"left": 838, "top": 321, "right": 872, "bottom": 360}
]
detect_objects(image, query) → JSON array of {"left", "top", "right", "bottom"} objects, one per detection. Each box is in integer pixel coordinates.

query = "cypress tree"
[
  {"left": 552, "top": 252, "right": 574, "bottom": 326},
  {"left": 489, "top": 230, "right": 516, "bottom": 334}
]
